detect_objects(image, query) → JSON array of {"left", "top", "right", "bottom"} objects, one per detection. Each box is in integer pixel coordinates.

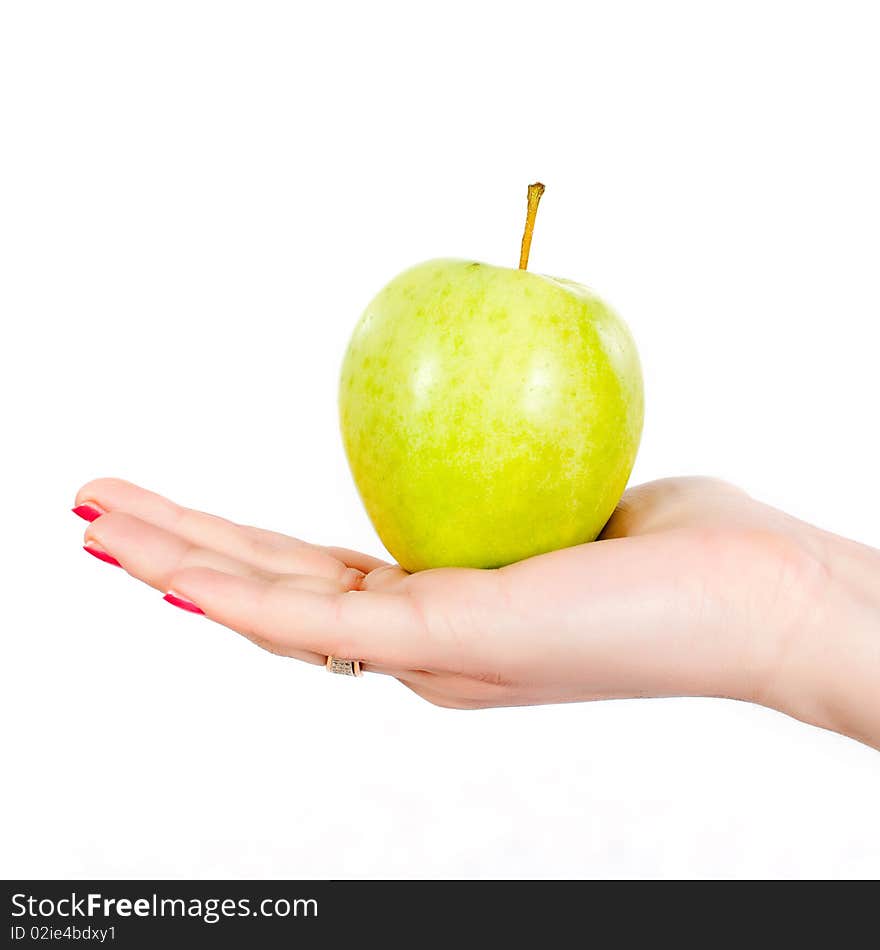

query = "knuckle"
[{"left": 691, "top": 476, "right": 745, "bottom": 497}]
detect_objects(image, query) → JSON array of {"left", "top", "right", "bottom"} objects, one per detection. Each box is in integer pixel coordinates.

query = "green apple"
[{"left": 339, "top": 187, "right": 644, "bottom": 572}]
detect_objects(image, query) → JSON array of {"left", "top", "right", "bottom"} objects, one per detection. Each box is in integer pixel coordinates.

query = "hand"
[{"left": 73, "top": 476, "right": 880, "bottom": 747}]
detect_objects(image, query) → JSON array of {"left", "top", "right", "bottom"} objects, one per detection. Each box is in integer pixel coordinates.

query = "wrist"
[{"left": 765, "top": 528, "right": 880, "bottom": 747}]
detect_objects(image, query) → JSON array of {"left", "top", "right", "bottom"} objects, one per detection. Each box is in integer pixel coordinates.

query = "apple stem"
[{"left": 518, "top": 182, "right": 545, "bottom": 270}]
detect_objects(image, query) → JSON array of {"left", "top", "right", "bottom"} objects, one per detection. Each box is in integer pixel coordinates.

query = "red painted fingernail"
[
  {"left": 83, "top": 542, "right": 121, "bottom": 567},
  {"left": 163, "top": 592, "right": 205, "bottom": 615},
  {"left": 73, "top": 504, "right": 104, "bottom": 522}
]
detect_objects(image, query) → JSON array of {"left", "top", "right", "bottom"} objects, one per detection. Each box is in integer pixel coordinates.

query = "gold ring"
[{"left": 326, "top": 656, "right": 363, "bottom": 677}]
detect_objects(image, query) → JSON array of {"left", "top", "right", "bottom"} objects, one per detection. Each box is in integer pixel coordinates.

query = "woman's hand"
[{"left": 73, "top": 476, "right": 880, "bottom": 747}]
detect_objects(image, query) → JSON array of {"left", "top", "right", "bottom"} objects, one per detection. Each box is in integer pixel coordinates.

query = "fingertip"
[
  {"left": 74, "top": 476, "right": 136, "bottom": 511},
  {"left": 163, "top": 590, "right": 205, "bottom": 615},
  {"left": 72, "top": 503, "right": 105, "bottom": 522},
  {"left": 82, "top": 509, "right": 140, "bottom": 546},
  {"left": 82, "top": 541, "right": 122, "bottom": 568},
  {"left": 165, "top": 565, "right": 229, "bottom": 604}
]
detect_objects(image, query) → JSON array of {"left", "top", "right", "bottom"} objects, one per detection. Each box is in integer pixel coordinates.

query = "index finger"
[{"left": 74, "top": 477, "right": 389, "bottom": 577}]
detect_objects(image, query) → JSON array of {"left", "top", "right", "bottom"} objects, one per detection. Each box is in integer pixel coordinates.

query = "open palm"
[{"left": 75, "top": 476, "right": 824, "bottom": 710}]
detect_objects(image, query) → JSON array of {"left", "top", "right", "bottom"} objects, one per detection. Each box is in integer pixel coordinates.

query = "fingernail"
[
  {"left": 83, "top": 542, "right": 121, "bottom": 568},
  {"left": 163, "top": 591, "right": 204, "bottom": 615},
  {"left": 73, "top": 504, "right": 104, "bottom": 522}
]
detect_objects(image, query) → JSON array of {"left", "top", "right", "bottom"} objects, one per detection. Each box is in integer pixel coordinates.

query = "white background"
[{"left": 2, "top": 1, "right": 879, "bottom": 879}]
